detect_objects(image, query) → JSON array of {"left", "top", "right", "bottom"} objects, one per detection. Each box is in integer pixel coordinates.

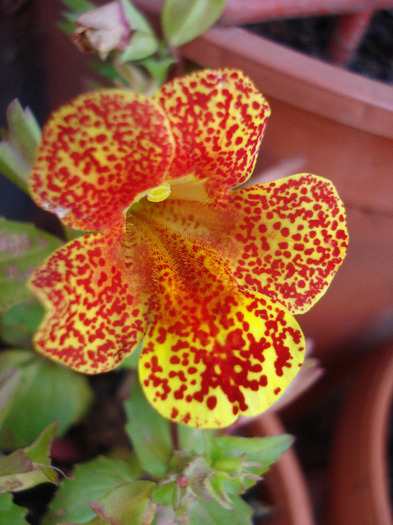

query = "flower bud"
[{"left": 71, "top": 1, "right": 132, "bottom": 60}]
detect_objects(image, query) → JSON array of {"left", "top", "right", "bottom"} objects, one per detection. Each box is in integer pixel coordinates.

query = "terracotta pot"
[
  {"left": 217, "top": 0, "right": 393, "bottom": 25},
  {"left": 134, "top": 0, "right": 393, "bottom": 65},
  {"left": 134, "top": 0, "right": 393, "bottom": 25},
  {"left": 178, "top": 27, "right": 393, "bottom": 358},
  {"left": 244, "top": 413, "right": 315, "bottom": 525},
  {"left": 328, "top": 341, "right": 393, "bottom": 525}
]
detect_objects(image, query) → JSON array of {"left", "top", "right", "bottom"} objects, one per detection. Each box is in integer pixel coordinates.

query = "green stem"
[{"left": 170, "top": 421, "right": 179, "bottom": 451}]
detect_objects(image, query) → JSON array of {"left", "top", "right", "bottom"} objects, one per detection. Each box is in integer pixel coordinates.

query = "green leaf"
[
  {"left": 89, "top": 60, "right": 124, "bottom": 83},
  {"left": 207, "top": 475, "right": 235, "bottom": 509},
  {"left": 118, "top": 31, "right": 159, "bottom": 63},
  {"left": 124, "top": 377, "right": 172, "bottom": 476},
  {"left": 188, "top": 493, "right": 253, "bottom": 525},
  {"left": 119, "top": 0, "right": 156, "bottom": 34},
  {"left": 184, "top": 455, "right": 216, "bottom": 500},
  {"left": 178, "top": 425, "right": 216, "bottom": 456},
  {"left": 0, "top": 142, "right": 31, "bottom": 192},
  {"left": 60, "top": 0, "right": 95, "bottom": 32},
  {"left": 0, "top": 367, "right": 22, "bottom": 427},
  {"left": 62, "top": 0, "right": 95, "bottom": 12},
  {"left": 0, "top": 299, "right": 44, "bottom": 347},
  {"left": 0, "top": 423, "right": 59, "bottom": 493},
  {"left": 43, "top": 455, "right": 140, "bottom": 524},
  {"left": 162, "top": 0, "right": 226, "bottom": 47},
  {"left": 119, "top": 339, "right": 143, "bottom": 370},
  {"left": 0, "top": 101, "right": 41, "bottom": 192},
  {"left": 0, "top": 218, "right": 62, "bottom": 312},
  {"left": 214, "top": 434, "right": 293, "bottom": 472},
  {"left": 201, "top": 433, "right": 292, "bottom": 499},
  {"left": 6, "top": 101, "right": 41, "bottom": 163},
  {"left": 90, "top": 480, "right": 156, "bottom": 525},
  {"left": 141, "top": 55, "right": 177, "bottom": 89},
  {"left": 23, "top": 422, "right": 60, "bottom": 485},
  {"left": 0, "top": 493, "right": 28, "bottom": 523},
  {"left": 116, "top": 1, "right": 159, "bottom": 63},
  {"left": 0, "top": 350, "right": 93, "bottom": 449},
  {"left": 151, "top": 480, "right": 176, "bottom": 505}
]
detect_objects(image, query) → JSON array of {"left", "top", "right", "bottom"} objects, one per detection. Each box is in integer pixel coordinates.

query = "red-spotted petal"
[
  {"left": 29, "top": 90, "right": 174, "bottom": 232},
  {"left": 229, "top": 174, "right": 348, "bottom": 313},
  {"left": 154, "top": 69, "right": 270, "bottom": 194},
  {"left": 28, "top": 232, "right": 151, "bottom": 373},
  {"left": 139, "top": 288, "right": 305, "bottom": 429},
  {"left": 141, "top": 174, "right": 348, "bottom": 314},
  {"left": 128, "top": 206, "right": 304, "bottom": 428}
]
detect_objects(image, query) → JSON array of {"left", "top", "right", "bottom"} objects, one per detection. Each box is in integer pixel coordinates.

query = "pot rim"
[{"left": 180, "top": 26, "right": 393, "bottom": 140}]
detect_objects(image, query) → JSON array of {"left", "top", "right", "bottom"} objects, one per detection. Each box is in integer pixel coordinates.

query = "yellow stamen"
[{"left": 147, "top": 182, "right": 171, "bottom": 203}]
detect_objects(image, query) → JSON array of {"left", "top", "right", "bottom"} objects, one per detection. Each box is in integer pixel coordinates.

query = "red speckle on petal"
[{"left": 206, "top": 396, "right": 217, "bottom": 410}]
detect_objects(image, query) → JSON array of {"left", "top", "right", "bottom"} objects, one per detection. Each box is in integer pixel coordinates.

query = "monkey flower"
[{"left": 28, "top": 69, "right": 347, "bottom": 428}]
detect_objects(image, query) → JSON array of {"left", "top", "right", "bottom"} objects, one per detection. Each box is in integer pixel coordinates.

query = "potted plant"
[{"left": 3, "top": 2, "right": 358, "bottom": 523}]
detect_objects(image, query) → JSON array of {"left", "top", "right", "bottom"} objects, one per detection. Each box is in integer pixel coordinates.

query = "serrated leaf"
[
  {"left": 43, "top": 455, "right": 140, "bottom": 525},
  {"left": 162, "top": 0, "right": 226, "bottom": 47},
  {"left": 0, "top": 493, "right": 28, "bottom": 523},
  {"left": 214, "top": 434, "right": 292, "bottom": 472},
  {"left": 188, "top": 493, "right": 253, "bottom": 525},
  {"left": 0, "top": 218, "right": 63, "bottom": 311},
  {"left": 0, "top": 423, "right": 59, "bottom": 493},
  {"left": 90, "top": 480, "right": 156, "bottom": 525},
  {"left": 204, "top": 434, "right": 292, "bottom": 497},
  {"left": 0, "top": 350, "right": 93, "bottom": 449},
  {"left": 124, "top": 377, "right": 172, "bottom": 476},
  {"left": 118, "top": 31, "right": 159, "bottom": 63},
  {"left": 0, "top": 299, "right": 44, "bottom": 347}
]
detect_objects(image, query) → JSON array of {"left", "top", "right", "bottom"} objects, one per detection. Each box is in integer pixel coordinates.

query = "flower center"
[{"left": 132, "top": 175, "right": 209, "bottom": 210}]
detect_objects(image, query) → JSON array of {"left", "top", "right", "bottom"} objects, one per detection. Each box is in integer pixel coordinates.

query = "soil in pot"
[{"left": 247, "top": 9, "right": 393, "bottom": 83}]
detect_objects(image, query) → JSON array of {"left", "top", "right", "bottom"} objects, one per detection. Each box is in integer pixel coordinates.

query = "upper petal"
[
  {"left": 30, "top": 90, "right": 174, "bottom": 232},
  {"left": 28, "top": 231, "right": 151, "bottom": 374},
  {"left": 154, "top": 69, "right": 270, "bottom": 195}
]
